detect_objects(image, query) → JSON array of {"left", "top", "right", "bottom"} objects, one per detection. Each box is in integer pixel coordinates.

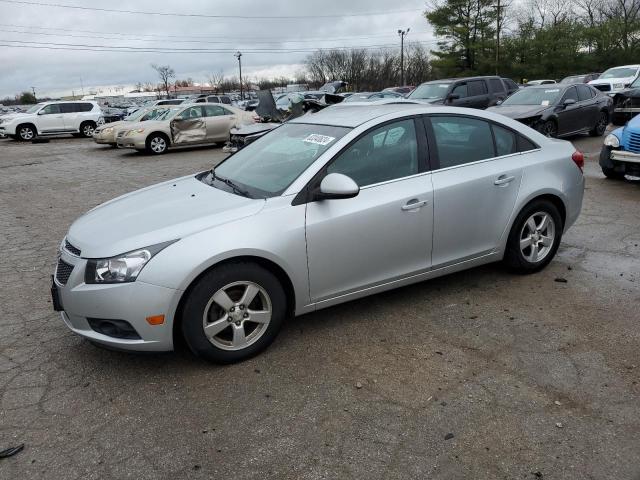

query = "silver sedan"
[{"left": 52, "top": 104, "right": 585, "bottom": 363}]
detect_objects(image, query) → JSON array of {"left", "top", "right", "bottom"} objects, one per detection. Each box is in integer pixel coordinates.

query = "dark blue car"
[{"left": 600, "top": 114, "right": 640, "bottom": 178}]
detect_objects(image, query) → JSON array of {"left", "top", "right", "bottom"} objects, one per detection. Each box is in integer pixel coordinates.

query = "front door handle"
[
  {"left": 494, "top": 175, "right": 515, "bottom": 186},
  {"left": 401, "top": 199, "right": 428, "bottom": 211}
]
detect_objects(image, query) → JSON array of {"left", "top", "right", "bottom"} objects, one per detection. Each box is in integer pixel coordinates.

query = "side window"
[
  {"left": 207, "top": 96, "right": 220, "bottom": 103},
  {"left": 430, "top": 116, "right": 495, "bottom": 168},
  {"left": 59, "top": 103, "right": 74, "bottom": 113},
  {"left": 326, "top": 119, "right": 419, "bottom": 186},
  {"left": 492, "top": 124, "right": 517, "bottom": 156},
  {"left": 177, "top": 106, "right": 203, "bottom": 119},
  {"left": 517, "top": 135, "right": 538, "bottom": 152},
  {"left": 576, "top": 85, "right": 593, "bottom": 101},
  {"left": 561, "top": 86, "right": 578, "bottom": 103},
  {"left": 489, "top": 78, "right": 506, "bottom": 93},
  {"left": 204, "top": 105, "right": 226, "bottom": 117},
  {"left": 451, "top": 83, "right": 468, "bottom": 98},
  {"left": 468, "top": 80, "right": 488, "bottom": 96},
  {"left": 221, "top": 97, "right": 232, "bottom": 105},
  {"left": 40, "top": 104, "right": 61, "bottom": 115}
]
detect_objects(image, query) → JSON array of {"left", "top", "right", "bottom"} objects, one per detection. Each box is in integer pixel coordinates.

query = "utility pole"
[
  {"left": 398, "top": 28, "right": 410, "bottom": 86},
  {"left": 31, "top": 86, "right": 36, "bottom": 101},
  {"left": 493, "top": 0, "right": 503, "bottom": 75},
  {"left": 235, "top": 51, "right": 243, "bottom": 100},
  {"left": 80, "top": 75, "right": 85, "bottom": 96}
]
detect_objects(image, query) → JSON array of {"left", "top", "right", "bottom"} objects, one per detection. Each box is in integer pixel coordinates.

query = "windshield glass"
[
  {"left": 205, "top": 123, "right": 350, "bottom": 198},
  {"left": 600, "top": 67, "right": 638, "bottom": 79},
  {"left": 124, "top": 108, "right": 147, "bottom": 121},
  {"left": 630, "top": 76, "right": 640, "bottom": 88},
  {"left": 408, "top": 83, "right": 451, "bottom": 99},
  {"left": 560, "top": 75, "right": 585, "bottom": 84},
  {"left": 26, "top": 103, "right": 45, "bottom": 113},
  {"left": 502, "top": 87, "right": 562, "bottom": 106}
]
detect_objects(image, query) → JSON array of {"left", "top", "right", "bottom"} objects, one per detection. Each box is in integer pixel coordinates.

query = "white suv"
[{"left": 0, "top": 101, "right": 102, "bottom": 141}]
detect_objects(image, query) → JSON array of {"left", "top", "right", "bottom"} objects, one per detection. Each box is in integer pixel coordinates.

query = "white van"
[{"left": 0, "top": 101, "right": 102, "bottom": 140}]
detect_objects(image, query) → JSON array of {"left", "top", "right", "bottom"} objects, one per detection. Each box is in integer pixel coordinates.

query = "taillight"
[{"left": 571, "top": 151, "right": 584, "bottom": 172}]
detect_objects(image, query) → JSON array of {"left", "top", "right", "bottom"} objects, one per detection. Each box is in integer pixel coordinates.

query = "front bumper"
[
  {"left": 116, "top": 135, "right": 146, "bottom": 149},
  {"left": 53, "top": 248, "right": 180, "bottom": 351},
  {"left": 610, "top": 149, "right": 640, "bottom": 163},
  {"left": 92, "top": 130, "right": 117, "bottom": 145}
]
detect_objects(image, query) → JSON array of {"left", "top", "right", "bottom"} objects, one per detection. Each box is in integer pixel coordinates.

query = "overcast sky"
[{"left": 0, "top": 0, "right": 434, "bottom": 98}]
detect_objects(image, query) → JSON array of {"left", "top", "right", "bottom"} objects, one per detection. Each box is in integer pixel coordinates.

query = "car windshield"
[
  {"left": 124, "top": 109, "right": 148, "bottom": 121},
  {"left": 560, "top": 76, "right": 585, "bottom": 84},
  {"left": 501, "top": 87, "right": 562, "bottom": 106},
  {"left": 25, "top": 103, "right": 45, "bottom": 113},
  {"left": 630, "top": 76, "right": 640, "bottom": 88},
  {"left": 408, "top": 83, "right": 451, "bottom": 99},
  {"left": 203, "top": 123, "right": 350, "bottom": 198},
  {"left": 600, "top": 67, "right": 638, "bottom": 79},
  {"left": 343, "top": 93, "right": 374, "bottom": 102},
  {"left": 149, "top": 107, "right": 182, "bottom": 121}
]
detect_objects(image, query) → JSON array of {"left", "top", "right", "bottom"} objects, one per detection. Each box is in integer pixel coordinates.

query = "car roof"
[{"left": 290, "top": 103, "right": 429, "bottom": 128}]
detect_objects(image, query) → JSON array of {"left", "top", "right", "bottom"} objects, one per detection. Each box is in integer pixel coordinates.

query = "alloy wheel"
[
  {"left": 202, "top": 281, "right": 272, "bottom": 351},
  {"left": 19, "top": 127, "right": 34, "bottom": 140},
  {"left": 83, "top": 124, "right": 95, "bottom": 136},
  {"left": 596, "top": 113, "right": 607, "bottom": 135},
  {"left": 519, "top": 211, "right": 555, "bottom": 263},
  {"left": 541, "top": 122, "right": 557, "bottom": 137},
  {"left": 150, "top": 136, "right": 167, "bottom": 153}
]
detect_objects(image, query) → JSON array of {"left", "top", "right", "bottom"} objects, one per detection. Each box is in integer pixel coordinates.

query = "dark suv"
[{"left": 407, "top": 76, "right": 517, "bottom": 109}]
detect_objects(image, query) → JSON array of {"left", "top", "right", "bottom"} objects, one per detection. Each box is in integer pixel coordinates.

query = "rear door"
[
  {"left": 576, "top": 84, "right": 599, "bottom": 127},
  {"left": 170, "top": 105, "right": 207, "bottom": 145},
  {"left": 426, "top": 114, "right": 527, "bottom": 267},
  {"left": 203, "top": 105, "right": 234, "bottom": 142},
  {"left": 488, "top": 78, "right": 508, "bottom": 105},
  {"left": 466, "top": 80, "right": 490, "bottom": 108}
]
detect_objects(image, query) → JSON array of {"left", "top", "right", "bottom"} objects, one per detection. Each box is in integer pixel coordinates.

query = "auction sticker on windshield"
[
  {"left": 303, "top": 134, "right": 335, "bottom": 146},
  {"left": 545, "top": 89, "right": 560, "bottom": 93}
]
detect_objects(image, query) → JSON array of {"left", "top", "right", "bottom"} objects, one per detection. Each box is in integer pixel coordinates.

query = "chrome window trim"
[{"left": 429, "top": 149, "right": 542, "bottom": 174}]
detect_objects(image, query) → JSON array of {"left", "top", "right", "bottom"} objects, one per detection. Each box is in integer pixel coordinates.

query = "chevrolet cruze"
[{"left": 52, "top": 104, "right": 585, "bottom": 363}]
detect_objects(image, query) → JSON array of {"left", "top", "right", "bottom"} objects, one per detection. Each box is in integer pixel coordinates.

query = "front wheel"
[
  {"left": 181, "top": 262, "right": 287, "bottom": 364},
  {"left": 17, "top": 124, "right": 36, "bottom": 141},
  {"left": 146, "top": 133, "right": 169, "bottom": 154},
  {"left": 539, "top": 120, "right": 557, "bottom": 138},
  {"left": 590, "top": 111, "right": 608, "bottom": 137},
  {"left": 504, "top": 200, "right": 563, "bottom": 273}
]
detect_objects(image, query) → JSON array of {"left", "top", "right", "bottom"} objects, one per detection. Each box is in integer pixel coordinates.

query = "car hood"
[
  {"left": 96, "top": 120, "right": 127, "bottom": 130},
  {"left": 0, "top": 112, "right": 31, "bottom": 122},
  {"left": 614, "top": 87, "right": 640, "bottom": 99},
  {"left": 487, "top": 104, "right": 548, "bottom": 118},
  {"left": 67, "top": 175, "right": 265, "bottom": 258},
  {"left": 121, "top": 120, "right": 167, "bottom": 131},
  {"left": 590, "top": 76, "right": 636, "bottom": 85}
]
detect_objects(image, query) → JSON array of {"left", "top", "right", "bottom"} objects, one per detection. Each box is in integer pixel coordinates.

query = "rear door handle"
[
  {"left": 401, "top": 199, "right": 428, "bottom": 211},
  {"left": 494, "top": 175, "right": 515, "bottom": 186}
]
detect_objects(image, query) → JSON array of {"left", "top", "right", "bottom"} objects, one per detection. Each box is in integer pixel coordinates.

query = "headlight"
[
  {"left": 604, "top": 134, "right": 620, "bottom": 148},
  {"left": 84, "top": 240, "right": 176, "bottom": 284},
  {"left": 103, "top": 127, "right": 113, "bottom": 134},
  {"left": 613, "top": 83, "right": 625, "bottom": 89}
]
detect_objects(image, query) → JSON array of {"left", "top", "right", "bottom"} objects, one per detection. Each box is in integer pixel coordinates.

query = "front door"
[
  {"left": 170, "top": 106, "right": 207, "bottom": 145},
  {"left": 556, "top": 86, "right": 583, "bottom": 135},
  {"left": 426, "top": 115, "right": 524, "bottom": 267},
  {"left": 305, "top": 118, "right": 434, "bottom": 302},
  {"left": 37, "top": 104, "right": 65, "bottom": 133}
]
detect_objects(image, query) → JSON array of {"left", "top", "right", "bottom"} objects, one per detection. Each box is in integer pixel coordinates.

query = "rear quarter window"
[{"left": 489, "top": 78, "right": 506, "bottom": 93}]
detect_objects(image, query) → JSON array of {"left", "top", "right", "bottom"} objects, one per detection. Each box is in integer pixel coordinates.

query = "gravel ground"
[{"left": 0, "top": 132, "right": 638, "bottom": 479}]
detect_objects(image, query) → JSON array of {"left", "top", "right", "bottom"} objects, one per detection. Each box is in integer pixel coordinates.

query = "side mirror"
[
  {"left": 316, "top": 173, "right": 359, "bottom": 200},
  {"left": 447, "top": 93, "right": 460, "bottom": 102},
  {"left": 563, "top": 98, "right": 576, "bottom": 107},
  {"left": 37, "top": 110, "right": 45, "bottom": 115},
  {"left": 495, "top": 100, "right": 503, "bottom": 105}
]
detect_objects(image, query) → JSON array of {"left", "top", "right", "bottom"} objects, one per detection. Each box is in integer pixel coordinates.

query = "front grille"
[
  {"left": 594, "top": 84, "right": 611, "bottom": 92},
  {"left": 64, "top": 239, "right": 81, "bottom": 256},
  {"left": 627, "top": 132, "right": 640, "bottom": 153},
  {"left": 55, "top": 259, "right": 74, "bottom": 285},
  {"left": 117, "top": 130, "right": 126, "bottom": 138}
]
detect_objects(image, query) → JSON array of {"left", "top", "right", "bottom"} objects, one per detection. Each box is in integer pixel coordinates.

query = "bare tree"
[
  {"left": 207, "top": 69, "right": 225, "bottom": 93},
  {"left": 151, "top": 64, "right": 176, "bottom": 97}
]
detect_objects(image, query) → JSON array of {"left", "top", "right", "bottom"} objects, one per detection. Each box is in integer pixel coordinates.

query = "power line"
[
  {"left": 0, "top": 0, "right": 423, "bottom": 19},
  {"left": 0, "top": 27, "right": 435, "bottom": 45}
]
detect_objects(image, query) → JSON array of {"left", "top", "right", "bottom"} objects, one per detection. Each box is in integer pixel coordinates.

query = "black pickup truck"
[{"left": 407, "top": 76, "right": 519, "bottom": 109}]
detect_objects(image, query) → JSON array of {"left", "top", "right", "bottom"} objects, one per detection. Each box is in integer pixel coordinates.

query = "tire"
[
  {"left": 503, "top": 199, "right": 563, "bottom": 273},
  {"left": 16, "top": 124, "right": 36, "bottom": 141},
  {"left": 145, "top": 133, "right": 169, "bottom": 154},
  {"left": 590, "top": 111, "right": 608, "bottom": 137},
  {"left": 539, "top": 120, "right": 557, "bottom": 138},
  {"left": 181, "top": 262, "right": 287, "bottom": 364},
  {"left": 601, "top": 166, "right": 624, "bottom": 180},
  {"left": 611, "top": 114, "right": 627, "bottom": 127},
  {"left": 79, "top": 121, "right": 96, "bottom": 138}
]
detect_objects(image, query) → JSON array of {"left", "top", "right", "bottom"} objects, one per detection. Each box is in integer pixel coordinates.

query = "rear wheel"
[
  {"left": 539, "top": 120, "right": 557, "bottom": 138},
  {"left": 79, "top": 121, "right": 96, "bottom": 138},
  {"left": 145, "top": 133, "right": 169, "bottom": 154},
  {"left": 16, "top": 124, "right": 36, "bottom": 141},
  {"left": 504, "top": 200, "right": 563, "bottom": 273},
  {"left": 181, "top": 262, "right": 287, "bottom": 364},
  {"left": 590, "top": 111, "right": 608, "bottom": 136}
]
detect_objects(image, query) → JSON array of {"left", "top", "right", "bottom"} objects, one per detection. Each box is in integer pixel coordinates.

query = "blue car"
[{"left": 600, "top": 115, "right": 640, "bottom": 179}]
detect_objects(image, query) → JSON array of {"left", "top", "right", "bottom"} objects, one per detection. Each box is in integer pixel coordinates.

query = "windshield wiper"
[{"left": 211, "top": 169, "right": 251, "bottom": 198}]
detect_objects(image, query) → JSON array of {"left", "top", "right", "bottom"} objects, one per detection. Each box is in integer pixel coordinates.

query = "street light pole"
[
  {"left": 398, "top": 28, "right": 410, "bottom": 86},
  {"left": 31, "top": 86, "right": 36, "bottom": 101},
  {"left": 235, "top": 51, "right": 243, "bottom": 100}
]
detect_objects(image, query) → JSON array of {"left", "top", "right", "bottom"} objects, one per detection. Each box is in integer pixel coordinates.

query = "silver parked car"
[{"left": 52, "top": 105, "right": 585, "bottom": 363}]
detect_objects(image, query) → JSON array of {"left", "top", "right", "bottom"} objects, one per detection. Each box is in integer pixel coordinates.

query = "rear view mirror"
[{"left": 317, "top": 173, "right": 359, "bottom": 200}]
